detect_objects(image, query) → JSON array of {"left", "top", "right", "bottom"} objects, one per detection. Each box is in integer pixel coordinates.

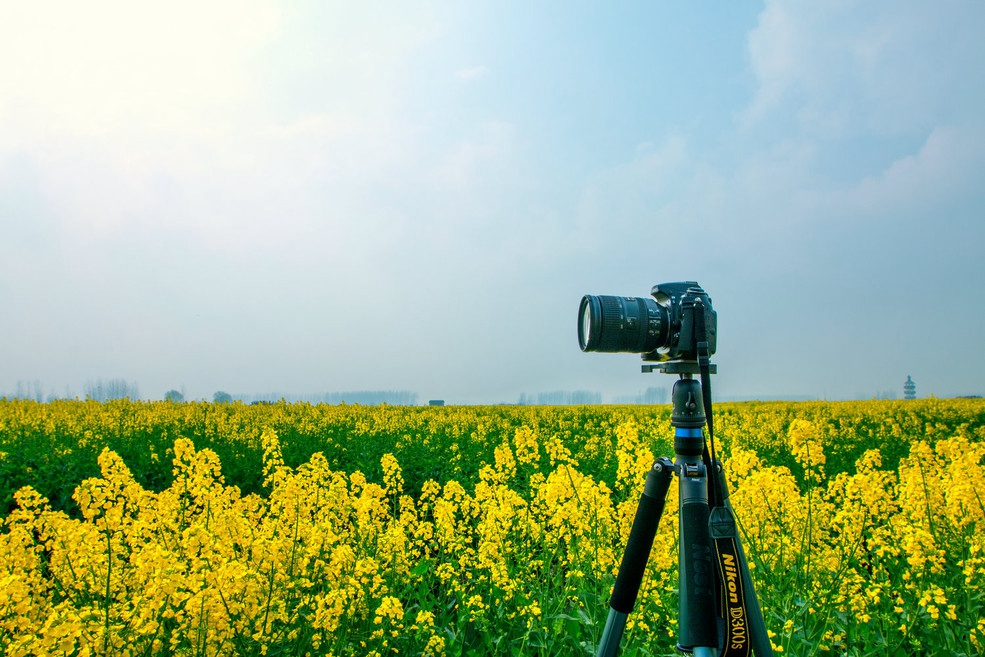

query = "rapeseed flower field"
[{"left": 1, "top": 398, "right": 983, "bottom": 655}]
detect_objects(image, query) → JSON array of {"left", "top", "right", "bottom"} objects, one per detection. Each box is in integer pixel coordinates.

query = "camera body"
[{"left": 578, "top": 281, "right": 716, "bottom": 363}]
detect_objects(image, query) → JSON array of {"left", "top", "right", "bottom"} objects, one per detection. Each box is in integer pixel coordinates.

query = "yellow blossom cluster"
[
  {"left": 0, "top": 398, "right": 983, "bottom": 655},
  {"left": 1, "top": 426, "right": 631, "bottom": 655}
]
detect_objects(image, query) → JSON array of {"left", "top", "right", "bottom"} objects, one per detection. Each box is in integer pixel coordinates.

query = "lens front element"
[{"left": 578, "top": 295, "right": 601, "bottom": 351}]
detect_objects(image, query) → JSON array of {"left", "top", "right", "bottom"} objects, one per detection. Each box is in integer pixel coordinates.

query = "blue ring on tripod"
[{"left": 675, "top": 428, "right": 703, "bottom": 437}]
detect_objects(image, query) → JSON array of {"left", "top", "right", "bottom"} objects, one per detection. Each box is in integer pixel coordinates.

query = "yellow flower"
[{"left": 381, "top": 453, "right": 404, "bottom": 495}]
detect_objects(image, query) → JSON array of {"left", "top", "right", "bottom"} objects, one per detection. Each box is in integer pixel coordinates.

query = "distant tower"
[{"left": 904, "top": 375, "right": 916, "bottom": 400}]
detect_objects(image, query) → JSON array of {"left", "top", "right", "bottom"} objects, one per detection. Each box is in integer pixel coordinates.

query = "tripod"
[{"left": 596, "top": 364, "right": 774, "bottom": 657}]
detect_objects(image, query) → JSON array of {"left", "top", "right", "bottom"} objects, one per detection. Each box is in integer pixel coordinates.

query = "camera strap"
[
  {"left": 693, "top": 298, "right": 721, "bottom": 507},
  {"left": 695, "top": 298, "right": 752, "bottom": 657},
  {"left": 712, "top": 527, "right": 752, "bottom": 657}
]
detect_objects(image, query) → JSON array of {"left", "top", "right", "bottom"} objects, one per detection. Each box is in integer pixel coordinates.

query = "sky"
[{"left": 1, "top": 0, "right": 984, "bottom": 404}]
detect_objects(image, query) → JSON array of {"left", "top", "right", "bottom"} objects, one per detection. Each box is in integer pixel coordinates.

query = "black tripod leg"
[
  {"left": 678, "top": 461, "right": 720, "bottom": 656},
  {"left": 597, "top": 458, "right": 675, "bottom": 657}
]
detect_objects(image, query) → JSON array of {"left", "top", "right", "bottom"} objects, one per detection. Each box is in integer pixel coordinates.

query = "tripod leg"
[
  {"left": 678, "top": 459, "right": 720, "bottom": 655},
  {"left": 597, "top": 458, "right": 674, "bottom": 657}
]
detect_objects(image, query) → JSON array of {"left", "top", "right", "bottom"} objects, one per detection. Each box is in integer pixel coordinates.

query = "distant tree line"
[
  {"left": 612, "top": 387, "right": 669, "bottom": 405},
  {"left": 8, "top": 380, "right": 51, "bottom": 403},
  {"left": 2, "top": 386, "right": 418, "bottom": 405},
  {"left": 517, "top": 390, "right": 603, "bottom": 405},
  {"left": 515, "top": 388, "right": 669, "bottom": 405},
  {"left": 85, "top": 378, "right": 141, "bottom": 402},
  {"left": 232, "top": 390, "right": 419, "bottom": 406},
  {"left": 2, "top": 378, "right": 147, "bottom": 402}
]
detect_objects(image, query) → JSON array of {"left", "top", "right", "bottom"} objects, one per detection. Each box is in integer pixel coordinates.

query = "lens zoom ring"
[{"left": 598, "top": 296, "right": 642, "bottom": 352}]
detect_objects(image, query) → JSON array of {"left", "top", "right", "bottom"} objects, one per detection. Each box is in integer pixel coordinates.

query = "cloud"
[
  {"left": 0, "top": 1, "right": 280, "bottom": 138},
  {"left": 721, "top": 0, "right": 985, "bottom": 259},
  {"left": 454, "top": 65, "right": 489, "bottom": 80},
  {"left": 744, "top": 0, "right": 985, "bottom": 137},
  {"left": 0, "top": 1, "right": 452, "bottom": 258},
  {"left": 426, "top": 120, "right": 516, "bottom": 190},
  {"left": 835, "top": 126, "right": 982, "bottom": 218},
  {"left": 0, "top": 0, "right": 282, "bottom": 244}
]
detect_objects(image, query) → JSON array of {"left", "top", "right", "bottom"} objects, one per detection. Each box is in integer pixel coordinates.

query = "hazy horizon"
[
  {"left": 1, "top": 376, "right": 955, "bottom": 406},
  {"left": 3, "top": 1, "right": 983, "bottom": 404}
]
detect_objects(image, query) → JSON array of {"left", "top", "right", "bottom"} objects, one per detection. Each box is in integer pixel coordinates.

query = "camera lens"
[{"left": 578, "top": 294, "right": 669, "bottom": 353}]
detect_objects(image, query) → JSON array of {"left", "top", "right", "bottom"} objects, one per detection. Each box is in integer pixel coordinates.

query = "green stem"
[{"left": 104, "top": 526, "right": 112, "bottom": 654}]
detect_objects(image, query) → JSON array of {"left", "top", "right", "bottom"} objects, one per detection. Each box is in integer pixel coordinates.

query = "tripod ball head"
[{"left": 671, "top": 378, "right": 706, "bottom": 429}]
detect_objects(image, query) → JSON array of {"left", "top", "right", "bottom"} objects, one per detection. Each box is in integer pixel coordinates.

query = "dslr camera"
[{"left": 578, "top": 281, "right": 716, "bottom": 364}]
